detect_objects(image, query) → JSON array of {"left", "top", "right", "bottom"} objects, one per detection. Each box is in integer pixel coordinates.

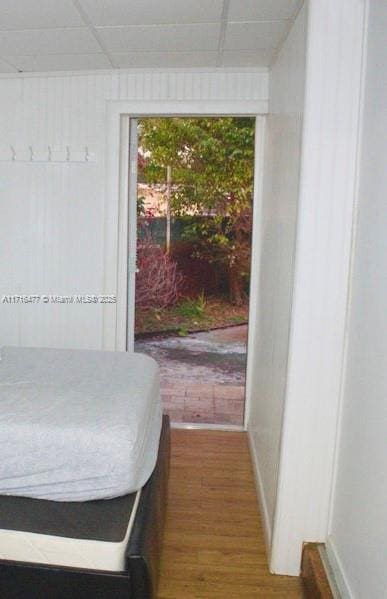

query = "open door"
[{"left": 126, "top": 117, "right": 138, "bottom": 351}]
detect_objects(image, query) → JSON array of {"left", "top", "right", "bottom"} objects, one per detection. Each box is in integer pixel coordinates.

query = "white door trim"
[
  {"left": 244, "top": 116, "right": 266, "bottom": 430},
  {"left": 103, "top": 101, "right": 268, "bottom": 353},
  {"left": 126, "top": 118, "right": 138, "bottom": 352},
  {"left": 103, "top": 101, "right": 266, "bottom": 436}
]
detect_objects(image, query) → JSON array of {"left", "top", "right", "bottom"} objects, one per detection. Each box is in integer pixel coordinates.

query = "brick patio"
[{"left": 161, "top": 381, "right": 245, "bottom": 426}]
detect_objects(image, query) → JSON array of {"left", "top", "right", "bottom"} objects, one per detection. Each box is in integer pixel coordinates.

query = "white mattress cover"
[
  {"left": 0, "top": 491, "right": 141, "bottom": 572},
  {"left": 0, "top": 346, "right": 162, "bottom": 501}
]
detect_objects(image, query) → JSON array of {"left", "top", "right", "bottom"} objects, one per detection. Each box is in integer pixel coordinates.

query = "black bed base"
[{"left": 0, "top": 415, "right": 170, "bottom": 599}]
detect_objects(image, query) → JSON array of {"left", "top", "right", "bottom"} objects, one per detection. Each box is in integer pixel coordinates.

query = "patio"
[{"left": 135, "top": 325, "right": 247, "bottom": 426}]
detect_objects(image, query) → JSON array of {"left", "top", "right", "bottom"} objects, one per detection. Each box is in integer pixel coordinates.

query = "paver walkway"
[
  {"left": 162, "top": 382, "right": 245, "bottom": 425},
  {"left": 135, "top": 325, "right": 247, "bottom": 426}
]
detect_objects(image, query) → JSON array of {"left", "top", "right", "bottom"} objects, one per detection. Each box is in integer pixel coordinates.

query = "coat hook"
[
  {"left": 29, "top": 145, "right": 34, "bottom": 161},
  {"left": 10, "top": 145, "right": 16, "bottom": 161},
  {"left": 66, "top": 146, "right": 70, "bottom": 161},
  {"left": 85, "top": 146, "right": 89, "bottom": 162},
  {"left": 48, "top": 145, "right": 52, "bottom": 161}
]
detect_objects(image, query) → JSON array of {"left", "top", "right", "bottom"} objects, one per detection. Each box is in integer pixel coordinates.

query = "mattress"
[
  {"left": 0, "top": 346, "right": 162, "bottom": 501},
  {"left": 0, "top": 490, "right": 141, "bottom": 571}
]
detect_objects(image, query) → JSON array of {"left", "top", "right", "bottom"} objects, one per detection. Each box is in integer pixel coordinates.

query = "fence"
[{"left": 137, "top": 216, "right": 229, "bottom": 297}]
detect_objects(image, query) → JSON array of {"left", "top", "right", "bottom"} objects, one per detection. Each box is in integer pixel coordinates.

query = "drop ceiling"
[{"left": 0, "top": 0, "right": 303, "bottom": 73}]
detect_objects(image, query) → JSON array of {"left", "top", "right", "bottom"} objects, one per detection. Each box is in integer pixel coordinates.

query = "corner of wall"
[
  {"left": 247, "top": 431, "right": 272, "bottom": 554},
  {"left": 270, "top": 0, "right": 369, "bottom": 577},
  {"left": 325, "top": 536, "right": 354, "bottom": 599}
]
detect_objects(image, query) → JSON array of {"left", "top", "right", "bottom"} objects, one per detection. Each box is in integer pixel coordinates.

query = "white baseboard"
[
  {"left": 326, "top": 536, "right": 354, "bottom": 599},
  {"left": 247, "top": 429, "right": 272, "bottom": 556}
]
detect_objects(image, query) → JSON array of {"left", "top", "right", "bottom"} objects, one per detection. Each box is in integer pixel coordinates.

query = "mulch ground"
[{"left": 135, "top": 297, "right": 248, "bottom": 337}]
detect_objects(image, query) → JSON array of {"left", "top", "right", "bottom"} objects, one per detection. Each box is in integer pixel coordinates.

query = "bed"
[
  {"left": 0, "top": 346, "right": 170, "bottom": 598},
  {"left": 0, "top": 346, "right": 163, "bottom": 501}
]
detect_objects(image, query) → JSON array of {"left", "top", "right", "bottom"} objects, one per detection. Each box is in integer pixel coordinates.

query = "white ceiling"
[{"left": 0, "top": 0, "right": 303, "bottom": 73}]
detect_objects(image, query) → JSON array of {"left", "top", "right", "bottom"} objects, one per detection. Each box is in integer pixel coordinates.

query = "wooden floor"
[{"left": 158, "top": 429, "right": 304, "bottom": 598}]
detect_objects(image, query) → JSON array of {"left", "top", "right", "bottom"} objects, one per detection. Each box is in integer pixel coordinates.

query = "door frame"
[{"left": 103, "top": 100, "right": 267, "bottom": 431}]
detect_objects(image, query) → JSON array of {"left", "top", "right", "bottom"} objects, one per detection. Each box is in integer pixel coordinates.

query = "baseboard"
[
  {"left": 301, "top": 543, "right": 335, "bottom": 598},
  {"left": 325, "top": 537, "right": 354, "bottom": 599},
  {"left": 247, "top": 430, "right": 272, "bottom": 554}
]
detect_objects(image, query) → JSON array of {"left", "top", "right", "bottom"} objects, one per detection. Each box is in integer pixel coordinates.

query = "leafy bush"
[{"left": 139, "top": 117, "right": 254, "bottom": 305}]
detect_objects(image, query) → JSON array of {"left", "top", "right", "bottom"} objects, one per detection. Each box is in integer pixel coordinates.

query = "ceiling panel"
[
  {"left": 5, "top": 53, "right": 112, "bottom": 72},
  {"left": 0, "top": 58, "right": 16, "bottom": 72},
  {"left": 229, "top": 0, "right": 302, "bottom": 22},
  {"left": 79, "top": 0, "right": 224, "bottom": 26},
  {"left": 224, "top": 21, "right": 288, "bottom": 51},
  {"left": 222, "top": 49, "right": 274, "bottom": 68},
  {"left": 113, "top": 51, "right": 218, "bottom": 68},
  {"left": 0, "top": 28, "right": 102, "bottom": 56},
  {"left": 0, "top": 0, "right": 305, "bottom": 73},
  {"left": 97, "top": 23, "right": 220, "bottom": 53},
  {"left": 0, "top": 0, "right": 84, "bottom": 30}
]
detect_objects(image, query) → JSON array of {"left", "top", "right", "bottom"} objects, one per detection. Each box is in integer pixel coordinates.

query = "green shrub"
[{"left": 175, "top": 292, "right": 206, "bottom": 319}]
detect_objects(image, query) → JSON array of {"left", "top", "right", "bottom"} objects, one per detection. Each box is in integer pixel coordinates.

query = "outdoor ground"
[
  {"left": 135, "top": 324, "right": 247, "bottom": 426},
  {"left": 135, "top": 296, "right": 248, "bottom": 336}
]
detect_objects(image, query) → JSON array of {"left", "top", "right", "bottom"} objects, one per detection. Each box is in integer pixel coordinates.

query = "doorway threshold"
[{"left": 171, "top": 422, "right": 245, "bottom": 432}]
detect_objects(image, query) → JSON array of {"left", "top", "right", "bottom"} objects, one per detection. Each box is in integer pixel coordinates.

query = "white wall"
[
  {"left": 327, "top": 2, "right": 387, "bottom": 597},
  {"left": 269, "top": 0, "right": 367, "bottom": 575},
  {"left": 0, "top": 69, "right": 268, "bottom": 349},
  {"left": 247, "top": 5, "right": 306, "bottom": 544}
]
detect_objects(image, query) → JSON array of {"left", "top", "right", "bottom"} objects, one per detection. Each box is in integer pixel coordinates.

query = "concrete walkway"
[{"left": 135, "top": 325, "right": 247, "bottom": 425}]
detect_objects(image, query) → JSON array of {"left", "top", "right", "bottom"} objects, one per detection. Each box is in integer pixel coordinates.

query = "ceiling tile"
[
  {"left": 0, "top": 0, "right": 84, "bottom": 30},
  {"left": 79, "top": 0, "right": 223, "bottom": 26},
  {"left": 228, "top": 0, "right": 302, "bottom": 22},
  {"left": 0, "top": 58, "right": 17, "bottom": 72},
  {"left": 222, "top": 49, "right": 274, "bottom": 68},
  {"left": 97, "top": 23, "right": 220, "bottom": 53},
  {"left": 0, "top": 29, "right": 102, "bottom": 56},
  {"left": 4, "top": 54, "right": 112, "bottom": 72},
  {"left": 224, "top": 21, "right": 288, "bottom": 51},
  {"left": 113, "top": 51, "right": 217, "bottom": 68}
]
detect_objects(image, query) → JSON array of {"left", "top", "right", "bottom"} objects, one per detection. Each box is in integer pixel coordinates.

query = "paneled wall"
[
  {"left": 0, "top": 69, "right": 268, "bottom": 349},
  {"left": 327, "top": 2, "right": 387, "bottom": 597},
  {"left": 247, "top": 5, "right": 306, "bottom": 546}
]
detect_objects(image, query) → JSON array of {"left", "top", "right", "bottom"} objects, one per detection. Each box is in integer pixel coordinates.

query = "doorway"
[{"left": 127, "top": 116, "right": 258, "bottom": 428}]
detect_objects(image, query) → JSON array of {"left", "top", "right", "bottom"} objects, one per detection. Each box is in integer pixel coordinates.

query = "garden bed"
[{"left": 135, "top": 296, "right": 248, "bottom": 338}]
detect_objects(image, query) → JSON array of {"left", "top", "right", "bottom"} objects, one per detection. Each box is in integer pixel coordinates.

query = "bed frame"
[{"left": 0, "top": 415, "right": 170, "bottom": 599}]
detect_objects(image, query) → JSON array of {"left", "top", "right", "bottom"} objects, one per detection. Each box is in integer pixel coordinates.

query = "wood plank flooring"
[{"left": 157, "top": 429, "right": 304, "bottom": 598}]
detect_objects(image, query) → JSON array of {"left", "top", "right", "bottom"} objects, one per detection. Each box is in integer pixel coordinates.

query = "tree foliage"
[{"left": 138, "top": 117, "right": 255, "bottom": 304}]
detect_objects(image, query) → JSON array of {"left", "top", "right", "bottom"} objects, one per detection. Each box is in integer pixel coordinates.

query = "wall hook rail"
[{"left": 0, "top": 145, "right": 96, "bottom": 163}]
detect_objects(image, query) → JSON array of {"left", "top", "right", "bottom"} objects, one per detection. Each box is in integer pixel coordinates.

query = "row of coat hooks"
[{"left": 0, "top": 145, "right": 96, "bottom": 163}]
